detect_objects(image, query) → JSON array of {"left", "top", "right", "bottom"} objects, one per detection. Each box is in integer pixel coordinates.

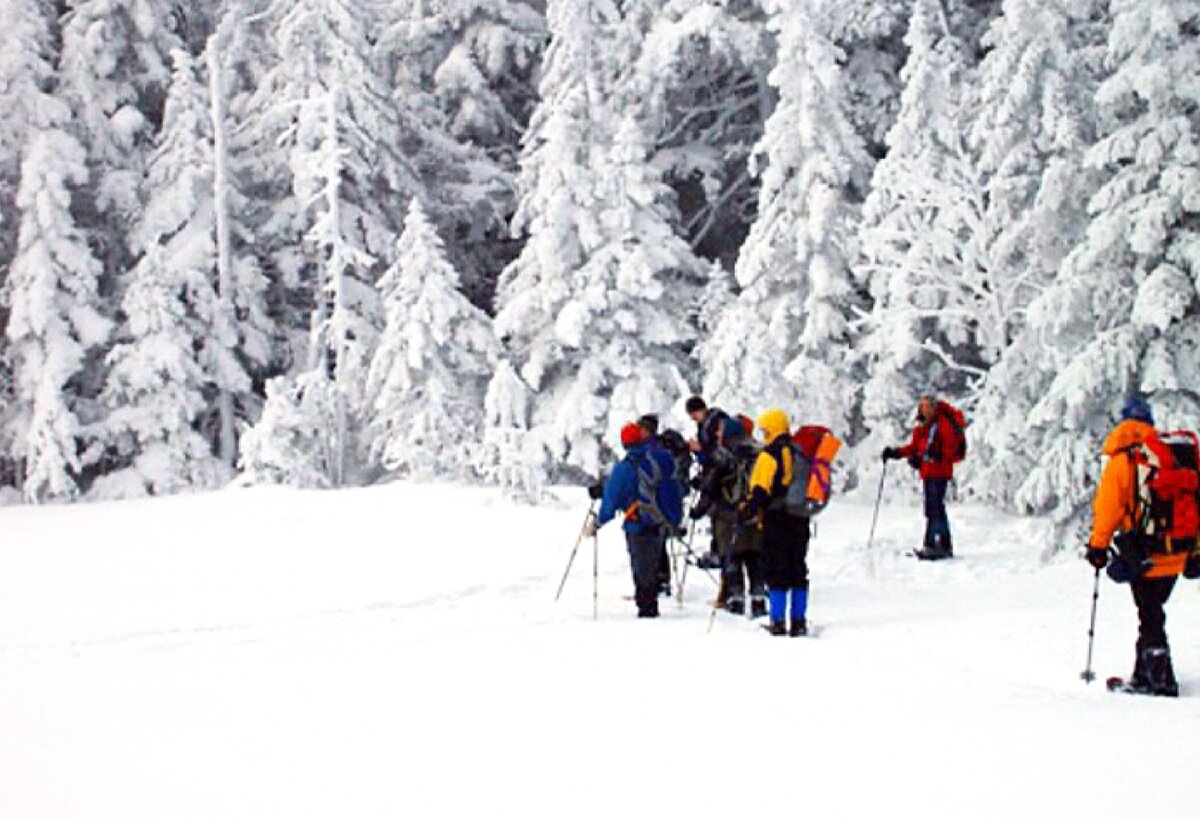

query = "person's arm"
[
  {"left": 598, "top": 462, "right": 633, "bottom": 527},
  {"left": 743, "top": 451, "right": 778, "bottom": 517},
  {"left": 896, "top": 425, "right": 919, "bottom": 460},
  {"left": 1089, "top": 453, "right": 1133, "bottom": 550}
]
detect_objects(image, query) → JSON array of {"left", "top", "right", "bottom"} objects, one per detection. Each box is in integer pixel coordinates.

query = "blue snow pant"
[
  {"left": 627, "top": 531, "right": 665, "bottom": 617},
  {"left": 923, "top": 478, "right": 951, "bottom": 550}
]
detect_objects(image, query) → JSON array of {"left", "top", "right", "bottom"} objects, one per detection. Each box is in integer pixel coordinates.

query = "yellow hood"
[{"left": 757, "top": 409, "right": 791, "bottom": 443}]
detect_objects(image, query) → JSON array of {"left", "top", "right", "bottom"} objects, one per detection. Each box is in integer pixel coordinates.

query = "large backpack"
[
  {"left": 939, "top": 402, "right": 968, "bottom": 464},
  {"left": 628, "top": 450, "right": 671, "bottom": 529},
  {"left": 1128, "top": 430, "right": 1200, "bottom": 553},
  {"left": 773, "top": 426, "right": 844, "bottom": 517}
]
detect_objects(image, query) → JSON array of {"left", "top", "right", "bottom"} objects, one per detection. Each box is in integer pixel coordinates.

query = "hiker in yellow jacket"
[{"left": 740, "top": 409, "right": 809, "bottom": 637}]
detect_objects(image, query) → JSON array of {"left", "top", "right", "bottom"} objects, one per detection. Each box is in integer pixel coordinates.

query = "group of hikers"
[
  {"left": 583, "top": 394, "right": 964, "bottom": 636},
  {"left": 580, "top": 391, "right": 1200, "bottom": 698}
]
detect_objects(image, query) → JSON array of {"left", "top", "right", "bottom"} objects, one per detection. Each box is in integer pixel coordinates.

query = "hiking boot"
[
  {"left": 766, "top": 620, "right": 787, "bottom": 636},
  {"left": 638, "top": 608, "right": 659, "bottom": 619},
  {"left": 914, "top": 546, "right": 951, "bottom": 561},
  {"left": 724, "top": 596, "right": 745, "bottom": 616},
  {"left": 789, "top": 618, "right": 808, "bottom": 637},
  {"left": 1140, "top": 647, "right": 1179, "bottom": 697},
  {"left": 750, "top": 597, "right": 767, "bottom": 619},
  {"left": 697, "top": 551, "right": 723, "bottom": 570}
]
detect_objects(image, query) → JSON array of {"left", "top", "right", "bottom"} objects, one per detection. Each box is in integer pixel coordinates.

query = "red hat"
[{"left": 621, "top": 423, "right": 647, "bottom": 448}]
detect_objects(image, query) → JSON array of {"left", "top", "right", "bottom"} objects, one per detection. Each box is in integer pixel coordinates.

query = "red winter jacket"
[{"left": 897, "top": 408, "right": 957, "bottom": 480}]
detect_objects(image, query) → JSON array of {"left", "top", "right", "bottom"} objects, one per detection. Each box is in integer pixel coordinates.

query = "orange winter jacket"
[{"left": 1088, "top": 419, "right": 1188, "bottom": 579}]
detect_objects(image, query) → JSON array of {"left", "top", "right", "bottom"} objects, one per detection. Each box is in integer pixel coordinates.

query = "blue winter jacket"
[{"left": 598, "top": 443, "right": 684, "bottom": 534}]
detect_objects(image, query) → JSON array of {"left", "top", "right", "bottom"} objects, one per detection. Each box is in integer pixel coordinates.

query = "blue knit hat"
[{"left": 1120, "top": 396, "right": 1154, "bottom": 425}]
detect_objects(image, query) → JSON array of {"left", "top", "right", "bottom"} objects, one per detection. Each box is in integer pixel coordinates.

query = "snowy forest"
[{"left": 0, "top": 0, "right": 1196, "bottom": 535}]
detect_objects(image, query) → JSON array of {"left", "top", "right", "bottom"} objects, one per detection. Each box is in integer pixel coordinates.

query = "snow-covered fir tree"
[
  {"left": 237, "top": 370, "right": 337, "bottom": 489},
  {"left": 6, "top": 130, "right": 113, "bottom": 502},
  {"left": 58, "top": 0, "right": 185, "bottom": 287},
  {"left": 703, "top": 0, "right": 873, "bottom": 435},
  {"left": 92, "top": 50, "right": 232, "bottom": 499},
  {"left": 856, "top": 0, "right": 988, "bottom": 456},
  {"left": 495, "top": 0, "right": 700, "bottom": 478},
  {"left": 965, "top": 0, "right": 1107, "bottom": 504},
  {"left": 251, "top": 0, "right": 416, "bottom": 487},
  {"left": 364, "top": 200, "right": 497, "bottom": 480},
  {"left": 480, "top": 359, "right": 545, "bottom": 502},
  {"left": 1012, "top": 0, "right": 1200, "bottom": 534}
]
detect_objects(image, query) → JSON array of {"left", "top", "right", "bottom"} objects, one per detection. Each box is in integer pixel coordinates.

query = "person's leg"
[
  {"left": 626, "top": 532, "right": 661, "bottom": 617},
  {"left": 1131, "top": 575, "right": 1178, "bottom": 694},
  {"left": 920, "top": 479, "right": 951, "bottom": 558},
  {"left": 711, "top": 509, "right": 735, "bottom": 602},
  {"left": 722, "top": 552, "right": 746, "bottom": 614}
]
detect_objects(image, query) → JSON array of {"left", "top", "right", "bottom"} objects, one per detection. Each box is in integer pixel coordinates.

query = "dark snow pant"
[
  {"left": 1131, "top": 576, "right": 1178, "bottom": 692},
  {"left": 761, "top": 512, "right": 809, "bottom": 591},
  {"left": 923, "top": 478, "right": 951, "bottom": 552},
  {"left": 717, "top": 510, "right": 763, "bottom": 602},
  {"left": 657, "top": 540, "right": 672, "bottom": 593},
  {"left": 627, "top": 531, "right": 665, "bottom": 617}
]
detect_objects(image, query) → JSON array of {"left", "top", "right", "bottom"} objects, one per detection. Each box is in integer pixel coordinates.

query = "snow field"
[{"left": 2, "top": 483, "right": 1200, "bottom": 817}]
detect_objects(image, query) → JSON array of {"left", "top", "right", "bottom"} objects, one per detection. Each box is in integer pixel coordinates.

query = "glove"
[
  {"left": 881, "top": 447, "right": 898, "bottom": 462},
  {"left": 690, "top": 475, "right": 703, "bottom": 491},
  {"left": 587, "top": 481, "right": 605, "bottom": 500},
  {"left": 674, "top": 526, "right": 688, "bottom": 539},
  {"left": 1084, "top": 547, "right": 1108, "bottom": 570},
  {"left": 689, "top": 505, "right": 705, "bottom": 521},
  {"left": 737, "top": 501, "right": 754, "bottom": 522},
  {"left": 582, "top": 515, "right": 599, "bottom": 538}
]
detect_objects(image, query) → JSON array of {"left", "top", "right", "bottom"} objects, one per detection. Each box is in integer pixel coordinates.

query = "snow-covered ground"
[{"left": 2, "top": 482, "right": 1199, "bottom": 817}]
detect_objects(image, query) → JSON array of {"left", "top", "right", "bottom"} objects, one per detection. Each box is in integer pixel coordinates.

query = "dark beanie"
[{"left": 1120, "top": 396, "right": 1154, "bottom": 426}]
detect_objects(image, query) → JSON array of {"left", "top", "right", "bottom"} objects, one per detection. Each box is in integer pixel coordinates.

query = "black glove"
[
  {"left": 881, "top": 447, "right": 898, "bottom": 462},
  {"left": 689, "top": 506, "right": 704, "bottom": 520},
  {"left": 674, "top": 526, "right": 688, "bottom": 539},
  {"left": 690, "top": 475, "right": 703, "bottom": 491},
  {"left": 1085, "top": 547, "right": 1109, "bottom": 570},
  {"left": 587, "top": 481, "right": 605, "bottom": 500}
]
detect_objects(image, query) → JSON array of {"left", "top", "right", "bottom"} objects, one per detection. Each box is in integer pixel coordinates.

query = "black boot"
[
  {"left": 789, "top": 618, "right": 808, "bottom": 637},
  {"left": 766, "top": 620, "right": 787, "bottom": 636},
  {"left": 724, "top": 594, "right": 745, "bottom": 616},
  {"left": 1142, "top": 647, "right": 1179, "bottom": 697},
  {"left": 750, "top": 596, "right": 767, "bottom": 619}
]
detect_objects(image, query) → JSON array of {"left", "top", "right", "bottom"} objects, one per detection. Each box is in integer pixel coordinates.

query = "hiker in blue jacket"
[{"left": 585, "top": 422, "right": 684, "bottom": 618}]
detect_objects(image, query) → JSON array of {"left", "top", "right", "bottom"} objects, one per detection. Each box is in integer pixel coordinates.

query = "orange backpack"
[{"left": 777, "top": 425, "right": 843, "bottom": 517}]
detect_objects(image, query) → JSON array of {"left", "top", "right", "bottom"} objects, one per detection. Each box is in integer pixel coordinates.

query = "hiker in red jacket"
[{"left": 882, "top": 395, "right": 965, "bottom": 560}]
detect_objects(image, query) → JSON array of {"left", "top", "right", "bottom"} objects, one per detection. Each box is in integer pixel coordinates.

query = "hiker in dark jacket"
[
  {"left": 686, "top": 395, "right": 731, "bottom": 569},
  {"left": 692, "top": 417, "right": 764, "bottom": 617},
  {"left": 585, "top": 423, "right": 684, "bottom": 618}
]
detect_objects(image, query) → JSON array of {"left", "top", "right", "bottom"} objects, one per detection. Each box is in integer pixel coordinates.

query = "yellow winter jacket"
[{"left": 749, "top": 409, "right": 793, "bottom": 499}]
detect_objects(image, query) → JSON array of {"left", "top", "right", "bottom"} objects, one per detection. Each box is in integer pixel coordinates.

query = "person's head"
[
  {"left": 1120, "top": 395, "right": 1155, "bottom": 426},
  {"left": 620, "top": 422, "right": 648, "bottom": 450},
  {"left": 722, "top": 417, "right": 747, "bottom": 444},
  {"left": 637, "top": 414, "right": 660, "bottom": 437},
  {"left": 756, "top": 409, "right": 791, "bottom": 443},
  {"left": 685, "top": 396, "right": 708, "bottom": 423},
  {"left": 917, "top": 394, "right": 937, "bottom": 422}
]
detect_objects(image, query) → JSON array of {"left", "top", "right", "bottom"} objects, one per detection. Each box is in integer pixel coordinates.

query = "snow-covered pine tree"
[
  {"left": 1012, "top": 0, "right": 1200, "bottom": 534},
  {"left": 480, "top": 359, "right": 545, "bottom": 502},
  {"left": 495, "top": 0, "right": 700, "bottom": 478},
  {"left": 965, "top": 0, "right": 1107, "bottom": 505},
  {"left": 92, "top": 50, "right": 231, "bottom": 499},
  {"left": 237, "top": 371, "right": 336, "bottom": 489},
  {"left": 364, "top": 199, "right": 497, "bottom": 480},
  {"left": 378, "top": 0, "right": 540, "bottom": 310},
  {"left": 253, "top": 0, "right": 417, "bottom": 486},
  {"left": 856, "top": 0, "right": 989, "bottom": 456},
  {"left": 0, "top": 0, "right": 67, "bottom": 489},
  {"left": 703, "top": 0, "right": 873, "bottom": 436},
  {"left": 6, "top": 130, "right": 113, "bottom": 502},
  {"left": 58, "top": 0, "right": 186, "bottom": 289}
]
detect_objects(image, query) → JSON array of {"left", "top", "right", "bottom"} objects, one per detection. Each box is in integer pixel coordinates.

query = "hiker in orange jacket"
[
  {"left": 1085, "top": 397, "right": 1184, "bottom": 696},
  {"left": 882, "top": 395, "right": 962, "bottom": 560}
]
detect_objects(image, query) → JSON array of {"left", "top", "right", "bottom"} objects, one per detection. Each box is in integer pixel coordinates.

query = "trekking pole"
[
  {"left": 555, "top": 501, "right": 597, "bottom": 602},
  {"left": 865, "top": 463, "right": 888, "bottom": 550},
  {"left": 677, "top": 517, "right": 696, "bottom": 606},
  {"left": 592, "top": 529, "right": 599, "bottom": 621},
  {"left": 707, "top": 573, "right": 726, "bottom": 634},
  {"left": 1081, "top": 566, "right": 1101, "bottom": 683}
]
